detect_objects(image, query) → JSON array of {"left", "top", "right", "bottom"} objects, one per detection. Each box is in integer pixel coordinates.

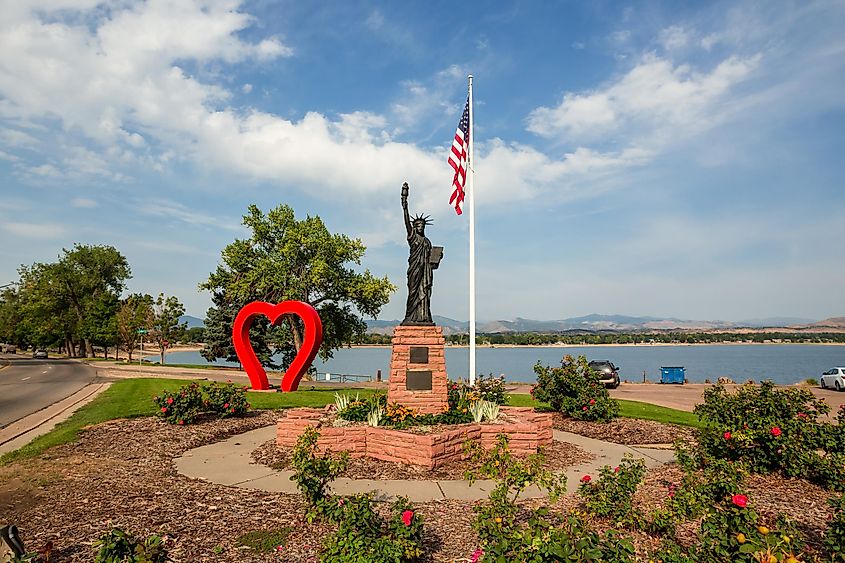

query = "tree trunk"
[
  {"left": 84, "top": 338, "right": 94, "bottom": 358},
  {"left": 285, "top": 314, "right": 303, "bottom": 351}
]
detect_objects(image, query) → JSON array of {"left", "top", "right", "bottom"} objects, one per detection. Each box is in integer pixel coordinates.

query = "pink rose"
[
  {"left": 166, "top": 397, "right": 174, "bottom": 405},
  {"left": 589, "top": 399, "right": 596, "bottom": 405},
  {"left": 470, "top": 548, "right": 484, "bottom": 563},
  {"left": 770, "top": 427, "right": 782, "bottom": 437},
  {"left": 731, "top": 494, "right": 748, "bottom": 508},
  {"left": 724, "top": 431, "right": 732, "bottom": 440},
  {"left": 582, "top": 406, "right": 588, "bottom": 411},
  {"left": 161, "top": 407, "right": 168, "bottom": 413},
  {"left": 401, "top": 510, "right": 414, "bottom": 526}
]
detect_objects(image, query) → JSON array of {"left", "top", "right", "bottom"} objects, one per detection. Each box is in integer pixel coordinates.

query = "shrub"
[
  {"left": 578, "top": 455, "right": 646, "bottom": 522},
  {"left": 461, "top": 435, "right": 632, "bottom": 562},
  {"left": 336, "top": 392, "right": 385, "bottom": 423},
  {"left": 532, "top": 355, "right": 619, "bottom": 422},
  {"left": 694, "top": 496, "right": 806, "bottom": 563},
  {"left": 642, "top": 451, "right": 749, "bottom": 535},
  {"left": 290, "top": 426, "right": 348, "bottom": 516},
  {"left": 93, "top": 527, "right": 168, "bottom": 563},
  {"left": 825, "top": 494, "right": 845, "bottom": 562},
  {"left": 318, "top": 495, "right": 424, "bottom": 563},
  {"left": 153, "top": 382, "right": 203, "bottom": 425},
  {"left": 204, "top": 381, "right": 250, "bottom": 418},
  {"left": 475, "top": 373, "right": 507, "bottom": 405},
  {"left": 693, "top": 382, "right": 843, "bottom": 489}
]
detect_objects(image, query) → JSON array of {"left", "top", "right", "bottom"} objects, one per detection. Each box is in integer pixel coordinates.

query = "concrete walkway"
[{"left": 175, "top": 426, "right": 675, "bottom": 502}]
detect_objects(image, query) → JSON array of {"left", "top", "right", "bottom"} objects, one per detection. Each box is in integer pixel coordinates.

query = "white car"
[{"left": 820, "top": 367, "right": 845, "bottom": 391}]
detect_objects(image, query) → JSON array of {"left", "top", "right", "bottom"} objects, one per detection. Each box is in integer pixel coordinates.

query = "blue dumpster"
[{"left": 660, "top": 366, "right": 685, "bottom": 384}]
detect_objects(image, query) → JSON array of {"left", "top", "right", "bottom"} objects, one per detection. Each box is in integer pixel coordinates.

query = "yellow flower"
[
  {"left": 736, "top": 533, "right": 746, "bottom": 544},
  {"left": 494, "top": 517, "right": 502, "bottom": 524},
  {"left": 757, "top": 525, "right": 769, "bottom": 535}
]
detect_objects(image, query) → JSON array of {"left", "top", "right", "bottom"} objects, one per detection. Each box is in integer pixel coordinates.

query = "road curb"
[{"left": 0, "top": 382, "right": 112, "bottom": 455}]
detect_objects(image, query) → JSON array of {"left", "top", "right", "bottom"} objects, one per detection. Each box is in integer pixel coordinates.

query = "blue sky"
[{"left": 1, "top": 0, "right": 843, "bottom": 322}]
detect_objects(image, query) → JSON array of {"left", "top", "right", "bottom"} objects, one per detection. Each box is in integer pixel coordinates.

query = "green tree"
[
  {"left": 116, "top": 293, "right": 154, "bottom": 362},
  {"left": 151, "top": 293, "right": 186, "bottom": 365},
  {"left": 200, "top": 204, "right": 395, "bottom": 370},
  {"left": 81, "top": 293, "right": 119, "bottom": 358},
  {"left": 184, "top": 326, "right": 206, "bottom": 343},
  {"left": 0, "top": 287, "right": 25, "bottom": 347}
]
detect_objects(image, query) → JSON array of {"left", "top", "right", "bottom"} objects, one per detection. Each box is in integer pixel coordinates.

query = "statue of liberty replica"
[{"left": 400, "top": 182, "right": 443, "bottom": 325}]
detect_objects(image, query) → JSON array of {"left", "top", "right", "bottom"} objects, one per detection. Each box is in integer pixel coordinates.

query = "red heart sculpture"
[{"left": 232, "top": 301, "right": 323, "bottom": 392}]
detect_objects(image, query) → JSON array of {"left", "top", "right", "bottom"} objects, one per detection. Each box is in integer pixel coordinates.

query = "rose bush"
[
  {"left": 578, "top": 455, "right": 646, "bottom": 522},
  {"left": 693, "top": 381, "right": 844, "bottom": 490},
  {"left": 153, "top": 381, "right": 250, "bottom": 424},
  {"left": 531, "top": 354, "right": 619, "bottom": 422}
]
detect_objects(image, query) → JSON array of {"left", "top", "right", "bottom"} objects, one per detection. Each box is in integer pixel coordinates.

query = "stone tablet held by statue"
[{"left": 400, "top": 182, "right": 443, "bottom": 325}]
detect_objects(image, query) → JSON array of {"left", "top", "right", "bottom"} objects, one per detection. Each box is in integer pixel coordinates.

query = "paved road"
[{"left": 0, "top": 355, "right": 97, "bottom": 429}]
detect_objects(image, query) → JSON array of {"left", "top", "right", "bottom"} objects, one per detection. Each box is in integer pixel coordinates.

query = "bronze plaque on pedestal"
[
  {"left": 406, "top": 370, "right": 433, "bottom": 390},
  {"left": 409, "top": 346, "right": 429, "bottom": 364}
]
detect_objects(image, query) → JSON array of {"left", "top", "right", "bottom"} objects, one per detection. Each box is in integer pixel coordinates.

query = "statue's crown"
[{"left": 412, "top": 213, "right": 432, "bottom": 226}]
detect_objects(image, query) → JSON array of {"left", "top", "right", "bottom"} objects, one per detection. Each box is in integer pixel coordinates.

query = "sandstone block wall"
[{"left": 276, "top": 406, "right": 551, "bottom": 467}]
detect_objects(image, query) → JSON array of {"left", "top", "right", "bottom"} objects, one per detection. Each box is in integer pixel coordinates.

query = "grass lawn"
[
  {"left": 1, "top": 378, "right": 698, "bottom": 465},
  {"left": 506, "top": 393, "right": 701, "bottom": 428}
]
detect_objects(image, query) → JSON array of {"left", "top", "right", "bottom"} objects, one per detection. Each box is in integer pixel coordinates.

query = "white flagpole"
[{"left": 467, "top": 74, "right": 476, "bottom": 386}]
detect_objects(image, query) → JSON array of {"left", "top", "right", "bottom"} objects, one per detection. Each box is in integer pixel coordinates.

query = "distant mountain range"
[
  {"left": 181, "top": 312, "right": 841, "bottom": 334},
  {"left": 365, "top": 314, "right": 828, "bottom": 334},
  {"left": 179, "top": 315, "right": 205, "bottom": 329}
]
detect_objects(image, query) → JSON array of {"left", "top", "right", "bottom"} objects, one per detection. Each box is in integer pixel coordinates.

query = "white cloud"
[
  {"left": 526, "top": 53, "right": 760, "bottom": 146},
  {"left": 658, "top": 26, "right": 690, "bottom": 51},
  {"left": 71, "top": 197, "right": 98, "bottom": 208},
  {"left": 2, "top": 221, "right": 66, "bottom": 239},
  {"left": 242, "top": 83, "right": 253, "bottom": 94},
  {"left": 137, "top": 199, "right": 243, "bottom": 231}
]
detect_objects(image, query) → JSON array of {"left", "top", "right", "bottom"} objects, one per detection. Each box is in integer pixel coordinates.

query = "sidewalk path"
[{"left": 175, "top": 426, "right": 675, "bottom": 502}]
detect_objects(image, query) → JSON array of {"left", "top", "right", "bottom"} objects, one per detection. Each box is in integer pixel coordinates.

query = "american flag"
[{"left": 447, "top": 98, "right": 470, "bottom": 215}]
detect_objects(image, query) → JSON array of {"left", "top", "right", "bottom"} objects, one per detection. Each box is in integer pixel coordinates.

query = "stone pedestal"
[{"left": 388, "top": 325, "right": 448, "bottom": 414}]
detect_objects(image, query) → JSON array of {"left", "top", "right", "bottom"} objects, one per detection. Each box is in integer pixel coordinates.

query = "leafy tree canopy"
[{"left": 200, "top": 204, "right": 395, "bottom": 369}]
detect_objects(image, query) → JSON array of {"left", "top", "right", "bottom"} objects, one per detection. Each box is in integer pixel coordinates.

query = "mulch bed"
[
  {"left": 0, "top": 413, "right": 837, "bottom": 561},
  {"left": 552, "top": 413, "right": 696, "bottom": 445},
  {"left": 0, "top": 414, "right": 487, "bottom": 562},
  {"left": 250, "top": 437, "right": 594, "bottom": 480}
]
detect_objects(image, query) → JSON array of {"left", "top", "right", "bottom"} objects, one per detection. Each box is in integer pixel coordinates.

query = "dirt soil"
[
  {"left": 552, "top": 413, "right": 696, "bottom": 445},
  {"left": 250, "top": 438, "right": 594, "bottom": 480}
]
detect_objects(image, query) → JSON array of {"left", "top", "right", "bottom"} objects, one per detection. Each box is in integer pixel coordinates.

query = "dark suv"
[{"left": 587, "top": 360, "right": 620, "bottom": 388}]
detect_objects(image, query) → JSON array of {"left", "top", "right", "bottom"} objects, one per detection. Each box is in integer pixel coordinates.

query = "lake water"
[{"left": 153, "top": 344, "right": 845, "bottom": 386}]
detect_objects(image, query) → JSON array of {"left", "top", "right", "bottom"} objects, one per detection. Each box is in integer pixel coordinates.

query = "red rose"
[
  {"left": 724, "top": 431, "right": 732, "bottom": 440},
  {"left": 178, "top": 420, "right": 184, "bottom": 425},
  {"left": 224, "top": 403, "right": 229, "bottom": 409},
  {"left": 166, "top": 397, "right": 174, "bottom": 405},
  {"left": 770, "top": 427, "right": 782, "bottom": 437},
  {"left": 582, "top": 406, "right": 588, "bottom": 411},
  {"left": 731, "top": 494, "right": 748, "bottom": 508},
  {"left": 581, "top": 475, "right": 591, "bottom": 483},
  {"left": 589, "top": 399, "right": 596, "bottom": 405},
  {"left": 161, "top": 407, "right": 167, "bottom": 413},
  {"left": 613, "top": 466, "right": 620, "bottom": 473},
  {"left": 401, "top": 510, "right": 413, "bottom": 526}
]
